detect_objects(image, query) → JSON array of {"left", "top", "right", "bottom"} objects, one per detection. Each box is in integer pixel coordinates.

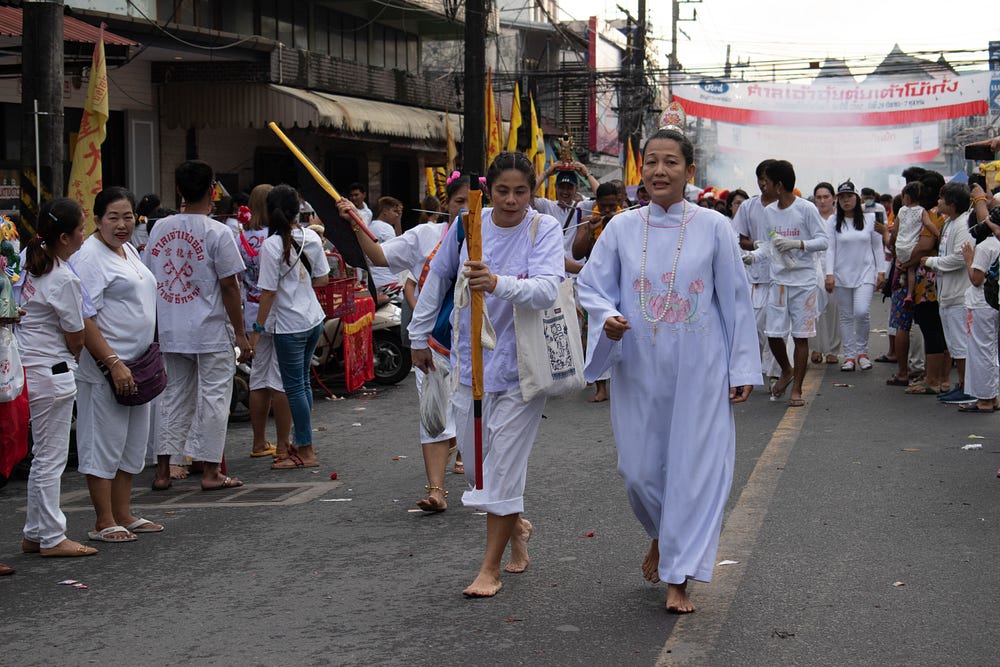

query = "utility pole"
[
  {"left": 463, "top": 0, "right": 486, "bottom": 174},
  {"left": 668, "top": 0, "right": 700, "bottom": 100},
  {"left": 20, "top": 0, "right": 65, "bottom": 233}
]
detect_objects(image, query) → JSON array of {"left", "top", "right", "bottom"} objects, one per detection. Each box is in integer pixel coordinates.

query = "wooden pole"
[{"left": 465, "top": 175, "right": 485, "bottom": 490}]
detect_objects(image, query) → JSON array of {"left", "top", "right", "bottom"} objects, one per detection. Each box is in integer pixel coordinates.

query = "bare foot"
[
  {"left": 642, "top": 540, "right": 660, "bottom": 583},
  {"left": 771, "top": 372, "right": 793, "bottom": 398},
  {"left": 415, "top": 486, "right": 448, "bottom": 512},
  {"left": 463, "top": 572, "right": 503, "bottom": 598},
  {"left": 169, "top": 464, "right": 189, "bottom": 480},
  {"left": 588, "top": 381, "right": 608, "bottom": 403},
  {"left": 504, "top": 518, "right": 533, "bottom": 573},
  {"left": 666, "top": 581, "right": 695, "bottom": 614},
  {"left": 201, "top": 475, "right": 244, "bottom": 491},
  {"left": 151, "top": 477, "right": 172, "bottom": 491}
]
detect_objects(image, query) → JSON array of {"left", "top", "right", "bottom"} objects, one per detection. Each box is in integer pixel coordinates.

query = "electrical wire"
[{"left": 124, "top": 0, "right": 261, "bottom": 50}]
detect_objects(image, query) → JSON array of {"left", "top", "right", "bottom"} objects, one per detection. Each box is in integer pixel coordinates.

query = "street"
[{"left": 2, "top": 303, "right": 999, "bottom": 666}]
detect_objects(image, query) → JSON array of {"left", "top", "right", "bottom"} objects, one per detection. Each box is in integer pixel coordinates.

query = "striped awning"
[{"left": 160, "top": 83, "right": 462, "bottom": 141}]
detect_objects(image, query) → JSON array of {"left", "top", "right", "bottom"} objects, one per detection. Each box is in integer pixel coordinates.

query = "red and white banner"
[
  {"left": 715, "top": 122, "right": 940, "bottom": 166},
  {"left": 674, "top": 73, "right": 989, "bottom": 127}
]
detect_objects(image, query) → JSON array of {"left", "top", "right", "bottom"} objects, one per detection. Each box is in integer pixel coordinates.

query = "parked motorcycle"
[{"left": 312, "top": 297, "right": 412, "bottom": 388}]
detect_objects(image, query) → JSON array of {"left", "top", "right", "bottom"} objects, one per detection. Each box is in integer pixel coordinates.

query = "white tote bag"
[
  {"left": 513, "top": 215, "right": 586, "bottom": 401},
  {"left": 0, "top": 327, "right": 24, "bottom": 402}
]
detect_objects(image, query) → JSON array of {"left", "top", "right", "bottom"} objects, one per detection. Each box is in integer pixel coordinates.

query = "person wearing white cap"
[{"left": 824, "top": 181, "right": 886, "bottom": 372}]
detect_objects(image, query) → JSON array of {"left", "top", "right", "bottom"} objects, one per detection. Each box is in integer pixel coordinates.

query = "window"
[{"left": 370, "top": 25, "right": 385, "bottom": 68}]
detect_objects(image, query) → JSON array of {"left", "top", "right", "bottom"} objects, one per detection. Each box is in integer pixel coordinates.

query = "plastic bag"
[
  {"left": 0, "top": 326, "right": 24, "bottom": 402},
  {"left": 419, "top": 352, "right": 451, "bottom": 439}
]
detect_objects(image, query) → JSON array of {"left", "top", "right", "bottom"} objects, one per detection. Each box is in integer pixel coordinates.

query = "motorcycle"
[{"left": 312, "top": 293, "right": 412, "bottom": 389}]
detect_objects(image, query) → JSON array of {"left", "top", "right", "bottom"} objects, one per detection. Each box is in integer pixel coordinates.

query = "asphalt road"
[{"left": 2, "top": 303, "right": 998, "bottom": 666}]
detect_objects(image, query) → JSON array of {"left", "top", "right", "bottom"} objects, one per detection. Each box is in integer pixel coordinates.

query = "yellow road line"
[{"left": 657, "top": 366, "right": 826, "bottom": 666}]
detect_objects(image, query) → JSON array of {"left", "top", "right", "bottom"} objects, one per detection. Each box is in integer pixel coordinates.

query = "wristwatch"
[{"left": 252, "top": 322, "right": 266, "bottom": 333}]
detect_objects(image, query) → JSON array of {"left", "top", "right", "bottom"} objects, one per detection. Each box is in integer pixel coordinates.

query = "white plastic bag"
[
  {"left": 513, "top": 215, "right": 586, "bottom": 401},
  {"left": 0, "top": 327, "right": 24, "bottom": 402},
  {"left": 419, "top": 352, "right": 451, "bottom": 439}
]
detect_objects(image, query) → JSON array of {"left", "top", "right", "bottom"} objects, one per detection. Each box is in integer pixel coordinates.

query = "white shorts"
[
  {"left": 765, "top": 284, "right": 818, "bottom": 339},
  {"left": 249, "top": 333, "right": 284, "bottom": 392},
  {"left": 939, "top": 305, "right": 968, "bottom": 359}
]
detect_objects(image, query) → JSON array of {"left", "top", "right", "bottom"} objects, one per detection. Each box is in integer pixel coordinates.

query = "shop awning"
[
  {"left": 160, "top": 83, "right": 463, "bottom": 142},
  {"left": 0, "top": 7, "right": 137, "bottom": 46}
]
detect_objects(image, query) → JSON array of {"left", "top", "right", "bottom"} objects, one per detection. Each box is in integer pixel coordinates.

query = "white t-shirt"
[
  {"left": 15, "top": 261, "right": 84, "bottom": 369},
  {"left": 367, "top": 218, "right": 399, "bottom": 288},
  {"left": 732, "top": 195, "right": 771, "bottom": 284},
  {"left": 71, "top": 235, "right": 157, "bottom": 383},
  {"left": 143, "top": 213, "right": 246, "bottom": 353},
  {"left": 762, "top": 197, "right": 829, "bottom": 287},
  {"left": 895, "top": 205, "right": 924, "bottom": 254},
  {"left": 966, "top": 236, "right": 1000, "bottom": 309},
  {"left": 257, "top": 227, "right": 330, "bottom": 334},
  {"left": 382, "top": 221, "right": 449, "bottom": 293},
  {"left": 824, "top": 212, "right": 885, "bottom": 288},
  {"left": 532, "top": 197, "right": 595, "bottom": 259}
]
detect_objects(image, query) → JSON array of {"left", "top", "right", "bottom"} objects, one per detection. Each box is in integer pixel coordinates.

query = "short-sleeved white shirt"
[
  {"left": 532, "top": 197, "right": 594, "bottom": 259},
  {"left": 15, "top": 261, "right": 84, "bottom": 368},
  {"left": 382, "top": 221, "right": 449, "bottom": 293},
  {"left": 367, "top": 218, "right": 399, "bottom": 288},
  {"left": 966, "top": 236, "right": 1000, "bottom": 309},
  {"left": 732, "top": 196, "right": 771, "bottom": 284},
  {"left": 143, "top": 213, "right": 246, "bottom": 353},
  {"left": 257, "top": 227, "right": 330, "bottom": 334},
  {"left": 71, "top": 235, "right": 157, "bottom": 383}
]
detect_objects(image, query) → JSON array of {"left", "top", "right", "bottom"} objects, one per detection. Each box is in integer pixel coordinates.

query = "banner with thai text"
[
  {"left": 674, "top": 73, "right": 989, "bottom": 127},
  {"left": 715, "top": 122, "right": 940, "bottom": 166}
]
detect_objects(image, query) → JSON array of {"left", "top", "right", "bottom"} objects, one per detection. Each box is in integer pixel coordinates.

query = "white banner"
[
  {"left": 715, "top": 122, "right": 940, "bottom": 166},
  {"left": 674, "top": 73, "right": 989, "bottom": 126}
]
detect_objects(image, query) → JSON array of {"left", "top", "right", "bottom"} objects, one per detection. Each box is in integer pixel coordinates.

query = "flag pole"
[
  {"left": 266, "top": 121, "right": 378, "bottom": 242},
  {"left": 465, "top": 173, "right": 485, "bottom": 490}
]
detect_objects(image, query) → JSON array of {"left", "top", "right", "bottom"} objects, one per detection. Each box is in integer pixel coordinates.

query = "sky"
[{"left": 561, "top": 0, "right": 997, "bottom": 80}]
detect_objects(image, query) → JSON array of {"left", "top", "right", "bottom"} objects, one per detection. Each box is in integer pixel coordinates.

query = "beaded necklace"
[{"left": 638, "top": 200, "right": 689, "bottom": 324}]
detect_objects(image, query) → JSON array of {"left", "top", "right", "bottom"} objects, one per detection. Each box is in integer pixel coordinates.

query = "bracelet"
[
  {"left": 800, "top": 240, "right": 805, "bottom": 250},
  {"left": 108, "top": 358, "right": 122, "bottom": 371},
  {"left": 352, "top": 224, "right": 361, "bottom": 232},
  {"left": 972, "top": 196, "right": 988, "bottom": 205},
  {"left": 102, "top": 354, "right": 119, "bottom": 364}
]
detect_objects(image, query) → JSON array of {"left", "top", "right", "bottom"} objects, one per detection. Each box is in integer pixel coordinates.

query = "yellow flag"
[
  {"left": 526, "top": 93, "right": 539, "bottom": 160},
  {"left": 545, "top": 156, "right": 556, "bottom": 199},
  {"left": 506, "top": 82, "right": 522, "bottom": 152},
  {"left": 485, "top": 69, "right": 503, "bottom": 169},
  {"left": 425, "top": 167, "right": 436, "bottom": 197},
  {"left": 445, "top": 114, "right": 457, "bottom": 173},
  {"left": 69, "top": 28, "right": 108, "bottom": 233},
  {"left": 625, "top": 138, "right": 638, "bottom": 186}
]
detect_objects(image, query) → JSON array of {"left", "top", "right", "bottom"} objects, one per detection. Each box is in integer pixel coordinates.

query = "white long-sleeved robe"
[{"left": 577, "top": 201, "right": 762, "bottom": 584}]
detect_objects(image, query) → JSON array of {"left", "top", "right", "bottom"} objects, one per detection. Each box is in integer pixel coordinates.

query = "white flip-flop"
[
  {"left": 87, "top": 526, "right": 137, "bottom": 543},
  {"left": 126, "top": 518, "right": 164, "bottom": 533}
]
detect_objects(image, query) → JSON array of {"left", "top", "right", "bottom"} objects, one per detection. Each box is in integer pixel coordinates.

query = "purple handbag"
[{"left": 104, "top": 342, "right": 167, "bottom": 406}]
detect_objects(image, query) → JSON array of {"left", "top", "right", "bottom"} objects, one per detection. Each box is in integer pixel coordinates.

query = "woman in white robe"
[{"left": 577, "top": 129, "right": 761, "bottom": 613}]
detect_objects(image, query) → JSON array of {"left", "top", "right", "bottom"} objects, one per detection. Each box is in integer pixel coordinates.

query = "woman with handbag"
[
  {"left": 249, "top": 184, "right": 330, "bottom": 470},
  {"left": 16, "top": 198, "right": 95, "bottom": 557},
  {"left": 408, "top": 153, "right": 566, "bottom": 598},
  {"left": 73, "top": 187, "right": 163, "bottom": 543},
  {"left": 577, "top": 129, "right": 761, "bottom": 613}
]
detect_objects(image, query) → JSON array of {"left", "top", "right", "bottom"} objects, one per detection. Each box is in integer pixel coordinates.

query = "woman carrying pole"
[{"left": 408, "top": 153, "right": 565, "bottom": 597}]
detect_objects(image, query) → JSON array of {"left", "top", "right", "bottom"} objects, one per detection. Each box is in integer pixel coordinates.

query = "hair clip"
[
  {"left": 445, "top": 170, "right": 462, "bottom": 185},
  {"left": 237, "top": 205, "right": 252, "bottom": 225},
  {"left": 48, "top": 211, "right": 58, "bottom": 222},
  {"left": 479, "top": 176, "right": 487, "bottom": 188}
]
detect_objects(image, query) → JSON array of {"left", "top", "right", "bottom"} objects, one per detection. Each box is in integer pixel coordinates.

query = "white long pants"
[
  {"left": 155, "top": 351, "right": 234, "bottom": 464},
  {"left": 834, "top": 285, "right": 873, "bottom": 360},
  {"left": 811, "top": 295, "right": 842, "bottom": 356},
  {"left": 963, "top": 307, "right": 999, "bottom": 400},
  {"left": 752, "top": 283, "right": 782, "bottom": 377},
  {"left": 453, "top": 384, "right": 546, "bottom": 516},
  {"left": 23, "top": 365, "right": 77, "bottom": 549}
]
